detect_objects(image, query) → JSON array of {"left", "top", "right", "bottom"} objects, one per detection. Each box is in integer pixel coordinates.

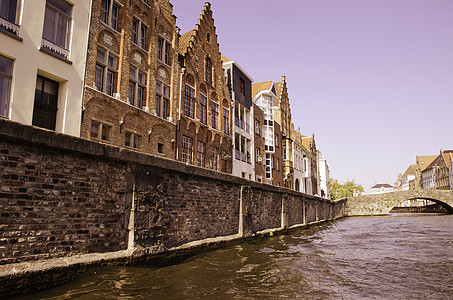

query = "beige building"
[{"left": 0, "top": 0, "right": 92, "bottom": 136}]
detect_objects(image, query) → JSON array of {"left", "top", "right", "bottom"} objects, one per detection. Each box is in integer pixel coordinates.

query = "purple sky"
[{"left": 170, "top": 0, "right": 453, "bottom": 192}]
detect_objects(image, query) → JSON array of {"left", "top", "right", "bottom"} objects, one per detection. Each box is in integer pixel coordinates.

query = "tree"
[{"left": 330, "top": 178, "right": 364, "bottom": 200}]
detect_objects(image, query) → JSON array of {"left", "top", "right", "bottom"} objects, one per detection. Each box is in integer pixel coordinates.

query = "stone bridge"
[{"left": 347, "top": 189, "right": 453, "bottom": 216}]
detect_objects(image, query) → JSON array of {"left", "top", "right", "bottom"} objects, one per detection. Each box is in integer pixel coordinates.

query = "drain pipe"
[{"left": 176, "top": 67, "right": 185, "bottom": 160}]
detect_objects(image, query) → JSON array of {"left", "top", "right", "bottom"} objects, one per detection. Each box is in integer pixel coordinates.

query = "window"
[
  {"left": 210, "top": 147, "right": 218, "bottom": 170},
  {"left": 197, "top": 141, "right": 205, "bottom": 167},
  {"left": 128, "top": 66, "right": 146, "bottom": 109},
  {"left": 0, "top": 55, "right": 12, "bottom": 118},
  {"left": 184, "top": 84, "right": 195, "bottom": 118},
  {"left": 132, "top": 18, "right": 147, "bottom": 49},
  {"left": 157, "top": 142, "right": 163, "bottom": 154},
  {"left": 255, "top": 120, "right": 260, "bottom": 135},
  {"left": 256, "top": 148, "right": 261, "bottom": 164},
  {"left": 211, "top": 101, "right": 218, "bottom": 129},
  {"left": 95, "top": 47, "right": 118, "bottom": 96},
  {"left": 42, "top": 0, "right": 72, "bottom": 58},
  {"left": 90, "top": 120, "right": 111, "bottom": 142},
  {"left": 205, "top": 57, "right": 212, "bottom": 84},
  {"left": 156, "top": 80, "right": 170, "bottom": 119},
  {"left": 275, "top": 134, "right": 279, "bottom": 147},
  {"left": 182, "top": 135, "right": 192, "bottom": 163},
  {"left": 276, "top": 158, "right": 280, "bottom": 171},
  {"left": 158, "top": 37, "right": 171, "bottom": 65},
  {"left": 223, "top": 107, "right": 229, "bottom": 135},
  {"left": 0, "top": 0, "right": 20, "bottom": 35},
  {"left": 32, "top": 75, "right": 59, "bottom": 131},
  {"left": 100, "top": 0, "right": 119, "bottom": 31},
  {"left": 125, "top": 131, "right": 140, "bottom": 149},
  {"left": 199, "top": 92, "right": 207, "bottom": 124},
  {"left": 240, "top": 78, "right": 245, "bottom": 95}
]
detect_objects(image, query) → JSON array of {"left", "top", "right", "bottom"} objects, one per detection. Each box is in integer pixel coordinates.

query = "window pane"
[
  {"left": 163, "top": 84, "right": 170, "bottom": 97},
  {"left": 125, "top": 132, "right": 131, "bottom": 147},
  {"left": 0, "top": 0, "right": 18, "bottom": 23},
  {"left": 106, "top": 70, "right": 114, "bottom": 96},
  {"left": 137, "top": 86, "right": 143, "bottom": 108},
  {"left": 55, "top": 14, "right": 69, "bottom": 48},
  {"left": 155, "top": 94, "right": 161, "bottom": 116},
  {"left": 48, "top": 0, "right": 71, "bottom": 15},
  {"left": 129, "top": 66, "right": 136, "bottom": 80},
  {"left": 90, "top": 121, "right": 99, "bottom": 138},
  {"left": 156, "top": 81, "right": 162, "bottom": 94},
  {"left": 0, "top": 76, "right": 11, "bottom": 117},
  {"left": 138, "top": 72, "right": 146, "bottom": 85},
  {"left": 163, "top": 98, "right": 168, "bottom": 118},
  {"left": 97, "top": 48, "right": 106, "bottom": 64},
  {"left": 108, "top": 54, "right": 117, "bottom": 69},
  {"left": 100, "top": 0, "right": 108, "bottom": 23},
  {"left": 164, "top": 42, "right": 170, "bottom": 64},
  {"left": 43, "top": 7, "right": 56, "bottom": 42},
  {"left": 128, "top": 81, "right": 135, "bottom": 105},
  {"left": 101, "top": 124, "right": 111, "bottom": 141},
  {"left": 95, "top": 64, "right": 104, "bottom": 91},
  {"left": 140, "top": 25, "right": 146, "bottom": 49},
  {"left": 157, "top": 38, "right": 163, "bottom": 61},
  {"left": 133, "top": 135, "right": 140, "bottom": 149},
  {"left": 0, "top": 55, "right": 12, "bottom": 75},
  {"left": 111, "top": 4, "right": 119, "bottom": 30},
  {"left": 132, "top": 19, "right": 138, "bottom": 44}
]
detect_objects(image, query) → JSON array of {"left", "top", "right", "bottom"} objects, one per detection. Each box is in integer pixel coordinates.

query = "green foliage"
[{"left": 330, "top": 178, "right": 364, "bottom": 200}]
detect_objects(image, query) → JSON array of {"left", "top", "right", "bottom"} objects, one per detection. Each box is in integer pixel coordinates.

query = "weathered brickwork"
[
  {"left": 0, "top": 119, "right": 346, "bottom": 265},
  {"left": 253, "top": 104, "right": 265, "bottom": 182},
  {"left": 176, "top": 3, "right": 233, "bottom": 172},
  {"left": 81, "top": 0, "right": 179, "bottom": 159},
  {"left": 0, "top": 137, "right": 129, "bottom": 264}
]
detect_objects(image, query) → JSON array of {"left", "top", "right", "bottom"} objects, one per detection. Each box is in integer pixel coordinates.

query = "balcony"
[{"left": 234, "top": 117, "right": 250, "bottom": 133}]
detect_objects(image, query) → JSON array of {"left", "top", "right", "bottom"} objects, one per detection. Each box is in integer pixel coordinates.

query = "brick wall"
[{"left": 0, "top": 119, "right": 346, "bottom": 265}]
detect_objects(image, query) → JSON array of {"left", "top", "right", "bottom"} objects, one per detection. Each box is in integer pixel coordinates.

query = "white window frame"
[
  {"left": 125, "top": 131, "right": 141, "bottom": 149},
  {"left": 100, "top": 0, "right": 120, "bottom": 31},
  {"left": 132, "top": 18, "right": 147, "bottom": 50},
  {"left": 0, "top": 54, "right": 13, "bottom": 118},
  {"left": 90, "top": 120, "right": 112, "bottom": 142}
]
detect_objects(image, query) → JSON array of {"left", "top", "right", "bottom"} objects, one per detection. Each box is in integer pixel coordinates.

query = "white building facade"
[
  {"left": 402, "top": 164, "right": 416, "bottom": 191},
  {"left": 253, "top": 83, "right": 278, "bottom": 185},
  {"left": 369, "top": 183, "right": 394, "bottom": 195},
  {"left": 318, "top": 151, "right": 331, "bottom": 199},
  {"left": 292, "top": 141, "right": 306, "bottom": 193},
  {"left": 0, "top": 0, "right": 92, "bottom": 136},
  {"left": 422, "top": 167, "right": 436, "bottom": 189}
]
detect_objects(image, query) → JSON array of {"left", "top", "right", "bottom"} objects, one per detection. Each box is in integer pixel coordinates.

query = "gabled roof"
[
  {"left": 403, "top": 164, "right": 416, "bottom": 176},
  {"left": 371, "top": 183, "right": 394, "bottom": 189},
  {"left": 252, "top": 81, "right": 274, "bottom": 99},
  {"left": 416, "top": 155, "right": 437, "bottom": 172},
  {"left": 178, "top": 29, "right": 195, "bottom": 55},
  {"left": 178, "top": 3, "right": 217, "bottom": 57}
]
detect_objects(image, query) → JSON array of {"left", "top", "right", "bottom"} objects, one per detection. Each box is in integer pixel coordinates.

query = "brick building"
[
  {"left": 274, "top": 76, "right": 294, "bottom": 189},
  {"left": 253, "top": 103, "right": 265, "bottom": 183},
  {"left": 302, "top": 134, "right": 319, "bottom": 196},
  {"left": 80, "top": 0, "right": 179, "bottom": 159},
  {"left": 252, "top": 81, "right": 283, "bottom": 186},
  {"left": 176, "top": 3, "right": 232, "bottom": 173}
]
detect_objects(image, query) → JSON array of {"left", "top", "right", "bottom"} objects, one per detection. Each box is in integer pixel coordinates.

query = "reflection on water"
[{"left": 18, "top": 214, "right": 453, "bottom": 299}]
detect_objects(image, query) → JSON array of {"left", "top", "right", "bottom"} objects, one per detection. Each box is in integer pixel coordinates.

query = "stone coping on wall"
[{"left": 0, "top": 118, "right": 332, "bottom": 202}]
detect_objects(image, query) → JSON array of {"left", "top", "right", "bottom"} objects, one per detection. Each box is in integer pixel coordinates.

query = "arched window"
[
  {"left": 205, "top": 56, "right": 212, "bottom": 84},
  {"left": 295, "top": 179, "right": 300, "bottom": 192},
  {"left": 184, "top": 74, "right": 195, "bottom": 118}
]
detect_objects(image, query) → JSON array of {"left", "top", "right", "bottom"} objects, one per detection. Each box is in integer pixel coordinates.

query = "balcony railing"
[{"left": 234, "top": 117, "right": 250, "bottom": 133}]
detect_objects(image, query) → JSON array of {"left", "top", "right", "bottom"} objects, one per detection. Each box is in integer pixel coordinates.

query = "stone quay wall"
[{"left": 0, "top": 119, "right": 347, "bottom": 265}]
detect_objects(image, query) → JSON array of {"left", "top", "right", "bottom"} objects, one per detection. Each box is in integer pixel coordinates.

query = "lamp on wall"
[{"left": 119, "top": 120, "right": 124, "bottom": 133}]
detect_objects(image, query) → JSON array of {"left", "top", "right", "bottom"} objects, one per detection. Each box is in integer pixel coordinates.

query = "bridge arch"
[{"left": 347, "top": 189, "right": 453, "bottom": 216}]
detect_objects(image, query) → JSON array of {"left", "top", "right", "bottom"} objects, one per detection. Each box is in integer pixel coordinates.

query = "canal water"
[{"left": 19, "top": 214, "right": 453, "bottom": 299}]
